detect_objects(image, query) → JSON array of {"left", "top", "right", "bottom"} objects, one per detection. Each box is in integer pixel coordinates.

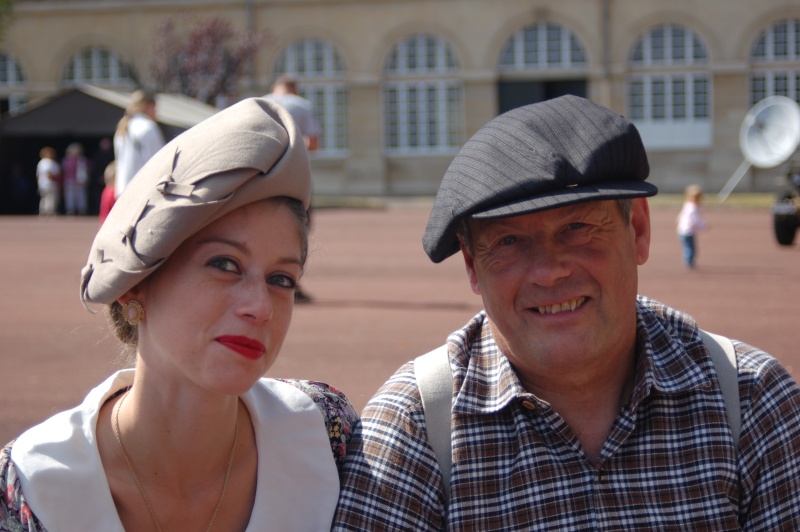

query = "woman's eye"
[
  {"left": 268, "top": 274, "right": 297, "bottom": 289},
  {"left": 208, "top": 257, "right": 240, "bottom": 274}
]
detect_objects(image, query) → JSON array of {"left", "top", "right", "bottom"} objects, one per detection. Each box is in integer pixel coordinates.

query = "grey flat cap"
[
  {"left": 423, "top": 95, "right": 657, "bottom": 263},
  {"left": 80, "top": 97, "right": 311, "bottom": 307}
]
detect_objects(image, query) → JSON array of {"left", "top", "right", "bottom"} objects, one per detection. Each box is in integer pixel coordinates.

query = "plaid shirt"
[{"left": 333, "top": 297, "right": 800, "bottom": 530}]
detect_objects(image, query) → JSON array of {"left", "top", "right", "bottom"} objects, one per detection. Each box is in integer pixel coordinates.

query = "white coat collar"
[{"left": 11, "top": 370, "right": 339, "bottom": 531}]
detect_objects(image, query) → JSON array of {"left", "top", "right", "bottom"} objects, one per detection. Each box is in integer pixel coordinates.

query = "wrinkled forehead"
[{"left": 466, "top": 198, "right": 625, "bottom": 229}]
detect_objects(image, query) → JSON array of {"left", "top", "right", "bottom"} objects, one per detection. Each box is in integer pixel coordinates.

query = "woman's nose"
[{"left": 236, "top": 280, "right": 274, "bottom": 322}]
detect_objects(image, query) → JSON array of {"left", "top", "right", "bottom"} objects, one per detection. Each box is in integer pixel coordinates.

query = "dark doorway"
[{"left": 498, "top": 79, "right": 587, "bottom": 114}]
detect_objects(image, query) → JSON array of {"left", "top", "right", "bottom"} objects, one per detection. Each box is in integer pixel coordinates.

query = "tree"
[{"left": 151, "top": 16, "right": 268, "bottom": 105}]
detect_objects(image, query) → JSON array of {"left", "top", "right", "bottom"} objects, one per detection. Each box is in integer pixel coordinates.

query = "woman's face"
[{"left": 128, "top": 199, "right": 304, "bottom": 395}]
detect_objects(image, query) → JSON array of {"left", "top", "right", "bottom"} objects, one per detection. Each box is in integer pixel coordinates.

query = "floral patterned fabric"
[
  {"left": 1, "top": 379, "right": 357, "bottom": 531},
  {"left": 279, "top": 379, "right": 358, "bottom": 472}
]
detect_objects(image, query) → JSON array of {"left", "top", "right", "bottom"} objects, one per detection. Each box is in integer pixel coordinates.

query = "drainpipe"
[
  {"left": 247, "top": 0, "right": 257, "bottom": 94},
  {"left": 602, "top": 0, "right": 611, "bottom": 80}
]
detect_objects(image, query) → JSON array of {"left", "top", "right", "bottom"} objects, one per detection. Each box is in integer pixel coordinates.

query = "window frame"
[
  {"left": 273, "top": 38, "right": 349, "bottom": 157},
  {"left": 61, "top": 46, "right": 134, "bottom": 87},
  {"left": 749, "top": 18, "right": 800, "bottom": 106},
  {"left": 382, "top": 33, "right": 464, "bottom": 155},
  {"left": 627, "top": 24, "right": 712, "bottom": 150}
]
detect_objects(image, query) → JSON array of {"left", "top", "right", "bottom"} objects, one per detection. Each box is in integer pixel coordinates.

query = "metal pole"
[{"left": 247, "top": 0, "right": 257, "bottom": 94}]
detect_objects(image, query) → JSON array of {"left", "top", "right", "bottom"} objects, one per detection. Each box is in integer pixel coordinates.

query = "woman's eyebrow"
[
  {"left": 197, "top": 236, "right": 303, "bottom": 266},
  {"left": 196, "top": 236, "right": 250, "bottom": 255}
]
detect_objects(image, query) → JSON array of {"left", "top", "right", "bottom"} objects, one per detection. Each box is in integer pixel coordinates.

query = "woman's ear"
[{"left": 117, "top": 285, "right": 143, "bottom": 307}]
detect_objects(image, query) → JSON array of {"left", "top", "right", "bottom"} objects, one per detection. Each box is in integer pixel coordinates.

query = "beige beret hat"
[{"left": 80, "top": 97, "right": 312, "bottom": 307}]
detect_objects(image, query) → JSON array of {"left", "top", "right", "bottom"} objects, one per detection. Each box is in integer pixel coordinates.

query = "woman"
[
  {"left": 1, "top": 98, "right": 357, "bottom": 531},
  {"left": 114, "top": 89, "right": 165, "bottom": 199},
  {"left": 60, "top": 142, "right": 90, "bottom": 215}
]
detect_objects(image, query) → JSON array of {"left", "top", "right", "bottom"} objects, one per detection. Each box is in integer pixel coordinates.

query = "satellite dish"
[{"left": 718, "top": 96, "right": 800, "bottom": 201}]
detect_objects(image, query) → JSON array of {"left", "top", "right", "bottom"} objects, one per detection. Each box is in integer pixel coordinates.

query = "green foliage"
[{"left": 0, "top": 0, "right": 15, "bottom": 40}]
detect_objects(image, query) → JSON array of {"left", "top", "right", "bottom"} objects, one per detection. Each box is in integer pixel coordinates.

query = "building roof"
[{"left": 0, "top": 85, "right": 218, "bottom": 137}]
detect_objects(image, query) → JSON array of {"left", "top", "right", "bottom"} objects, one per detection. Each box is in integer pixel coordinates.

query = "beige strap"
[
  {"left": 699, "top": 329, "right": 741, "bottom": 449},
  {"left": 415, "top": 345, "right": 453, "bottom": 502}
]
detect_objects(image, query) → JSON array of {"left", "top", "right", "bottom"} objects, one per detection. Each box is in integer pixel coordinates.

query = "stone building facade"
[{"left": 2, "top": 0, "right": 800, "bottom": 195}]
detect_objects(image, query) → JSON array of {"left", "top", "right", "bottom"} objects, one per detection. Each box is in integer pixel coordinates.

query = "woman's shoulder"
[
  {"left": 1, "top": 441, "right": 47, "bottom": 531},
  {"left": 273, "top": 379, "right": 359, "bottom": 470}
]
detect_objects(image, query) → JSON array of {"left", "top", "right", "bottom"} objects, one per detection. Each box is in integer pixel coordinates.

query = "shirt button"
[{"left": 522, "top": 400, "right": 536, "bottom": 410}]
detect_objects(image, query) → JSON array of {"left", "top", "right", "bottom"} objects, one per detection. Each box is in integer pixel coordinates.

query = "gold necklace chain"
[{"left": 113, "top": 390, "right": 239, "bottom": 532}]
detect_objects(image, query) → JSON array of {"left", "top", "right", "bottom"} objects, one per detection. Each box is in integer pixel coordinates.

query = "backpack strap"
[
  {"left": 699, "top": 329, "right": 741, "bottom": 449},
  {"left": 415, "top": 345, "right": 454, "bottom": 502}
]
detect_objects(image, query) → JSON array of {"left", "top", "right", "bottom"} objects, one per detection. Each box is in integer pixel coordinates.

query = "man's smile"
[{"left": 533, "top": 296, "right": 587, "bottom": 315}]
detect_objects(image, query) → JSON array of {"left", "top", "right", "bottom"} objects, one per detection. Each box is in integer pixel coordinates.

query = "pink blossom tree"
[{"left": 151, "top": 16, "right": 269, "bottom": 105}]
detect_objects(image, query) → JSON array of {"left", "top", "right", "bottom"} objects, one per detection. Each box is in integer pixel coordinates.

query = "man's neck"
[{"left": 510, "top": 339, "right": 638, "bottom": 465}]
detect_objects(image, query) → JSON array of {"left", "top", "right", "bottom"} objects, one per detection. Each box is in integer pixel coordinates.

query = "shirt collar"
[{"left": 449, "top": 298, "right": 713, "bottom": 416}]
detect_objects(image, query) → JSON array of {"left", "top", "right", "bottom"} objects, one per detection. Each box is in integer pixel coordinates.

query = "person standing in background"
[
  {"left": 265, "top": 74, "right": 320, "bottom": 153},
  {"left": 676, "top": 184, "right": 710, "bottom": 269},
  {"left": 61, "top": 142, "right": 91, "bottom": 216},
  {"left": 90, "top": 137, "right": 115, "bottom": 215},
  {"left": 36, "top": 147, "right": 60, "bottom": 217},
  {"left": 114, "top": 89, "right": 165, "bottom": 199},
  {"left": 265, "top": 74, "right": 321, "bottom": 303},
  {"left": 98, "top": 161, "right": 116, "bottom": 226}
]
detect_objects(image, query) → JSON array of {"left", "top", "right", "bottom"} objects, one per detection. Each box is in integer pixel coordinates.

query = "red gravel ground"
[{"left": 1, "top": 201, "right": 799, "bottom": 445}]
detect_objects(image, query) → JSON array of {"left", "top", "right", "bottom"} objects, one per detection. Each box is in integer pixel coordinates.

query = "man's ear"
[
  {"left": 459, "top": 235, "right": 482, "bottom": 296},
  {"left": 630, "top": 198, "right": 651, "bottom": 266}
]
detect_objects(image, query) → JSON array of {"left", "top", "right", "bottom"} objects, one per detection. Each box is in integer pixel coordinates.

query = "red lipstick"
[{"left": 216, "top": 335, "right": 266, "bottom": 360}]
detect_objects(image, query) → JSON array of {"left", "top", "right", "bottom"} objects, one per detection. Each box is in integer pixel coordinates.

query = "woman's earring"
[{"left": 122, "top": 300, "right": 145, "bottom": 326}]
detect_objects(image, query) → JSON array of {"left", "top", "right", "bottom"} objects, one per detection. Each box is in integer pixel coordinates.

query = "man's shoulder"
[
  {"left": 266, "top": 93, "right": 312, "bottom": 112},
  {"left": 734, "top": 338, "right": 798, "bottom": 400},
  {"left": 364, "top": 361, "right": 421, "bottom": 412},
  {"left": 363, "top": 312, "right": 489, "bottom": 415}
]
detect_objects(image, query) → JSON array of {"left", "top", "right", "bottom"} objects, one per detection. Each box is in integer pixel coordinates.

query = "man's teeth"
[{"left": 536, "top": 297, "right": 586, "bottom": 315}]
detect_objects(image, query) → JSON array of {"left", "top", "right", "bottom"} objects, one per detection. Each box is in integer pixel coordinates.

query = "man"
[
  {"left": 114, "top": 89, "right": 165, "bottom": 199},
  {"left": 334, "top": 95, "right": 800, "bottom": 529},
  {"left": 265, "top": 74, "right": 320, "bottom": 152},
  {"left": 265, "top": 74, "right": 321, "bottom": 302}
]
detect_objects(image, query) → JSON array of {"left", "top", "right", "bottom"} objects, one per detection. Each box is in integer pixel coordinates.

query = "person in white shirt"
[
  {"left": 676, "top": 184, "right": 710, "bottom": 269},
  {"left": 113, "top": 89, "right": 165, "bottom": 199},
  {"left": 36, "top": 146, "right": 60, "bottom": 216}
]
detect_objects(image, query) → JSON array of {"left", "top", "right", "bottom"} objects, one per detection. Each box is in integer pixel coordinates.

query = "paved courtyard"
[{"left": 1, "top": 200, "right": 799, "bottom": 444}]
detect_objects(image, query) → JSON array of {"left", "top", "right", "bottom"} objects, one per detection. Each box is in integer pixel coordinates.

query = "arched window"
[
  {"left": 496, "top": 22, "right": 587, "bottom": 114},
  {"left": 499, "top": 22, "right": 586, "bottom": 71},
  {"left": 383, "top": 33, "right": 463, "bottom": 154},
  {"left": 273, "top": 38, "right": 348, "bottom": 156},
  {"left": 61, "top": 47, "right": 134, "bottom": 87},
  {"left": 627, "top": 24, "right": 712, "bottom": 149},
  {"left": 750, "top": 18, "right": 800, "bottom": 105},
  {"left": 0, "top": 52, "right": 26, "bottom": 114}
]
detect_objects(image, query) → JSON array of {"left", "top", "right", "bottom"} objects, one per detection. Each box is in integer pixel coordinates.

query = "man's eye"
[
  {"left": 268, "top": 274, "right": 297, "bottom": 289},
  {"left": 208, "top": 257, "right": 240, "bottom": 274},
  {"left": 499, "top": 235, "right": 518, "bottom": 246},
  {"left": 562, "top": 223, "right": 593, "bottom": 245}
]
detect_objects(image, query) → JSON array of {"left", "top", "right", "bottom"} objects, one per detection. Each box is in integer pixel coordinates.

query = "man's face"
[{"left": 461, "top": 199, "right": 651, "bottom": 382}]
